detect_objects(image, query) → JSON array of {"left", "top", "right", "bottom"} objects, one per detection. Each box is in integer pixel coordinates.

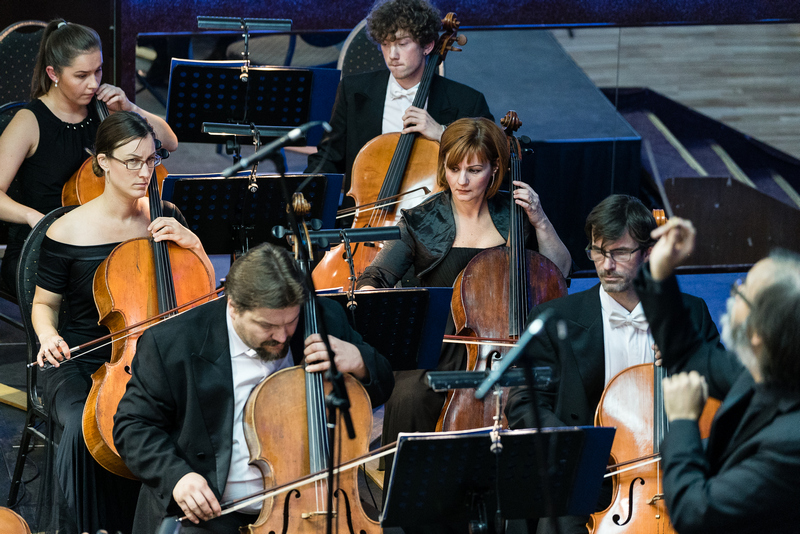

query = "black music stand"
[
  {"left": 381, "top": 426, "right": 615, "bottom": 529},
  {"left": 161, "top": 172, "right": 342, "bottom": 255},
  {"left": 165, "top": 58, "right": 339, "bottom": 147},
  {"left": 321, "top": 287, "right": 452, "bottom": 371}
]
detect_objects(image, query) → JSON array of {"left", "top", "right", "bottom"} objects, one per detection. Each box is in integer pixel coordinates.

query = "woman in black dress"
[
  {"left": 0, "top": 19, "right": 178, "bottom": 293},
  {"left": 32, "top": 111, "right": 211, "bottom": 534}
]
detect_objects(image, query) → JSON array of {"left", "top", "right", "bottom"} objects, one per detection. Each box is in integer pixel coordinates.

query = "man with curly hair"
[{"left": 306, "top": 0, "right": 493, "bottom": 197}]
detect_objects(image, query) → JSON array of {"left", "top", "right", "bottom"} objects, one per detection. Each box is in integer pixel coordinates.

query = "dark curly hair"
[{"left": 366, "top": 0, "right": 441, "bottom": 46}]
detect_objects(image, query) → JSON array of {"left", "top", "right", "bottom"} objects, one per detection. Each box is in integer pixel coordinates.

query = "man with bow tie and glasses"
[
  {"left": 505, "top": 194, "right": 722, "bottom": 534},
  {"left": 305, "top": 0, "right": 493, "bottom": 197}
]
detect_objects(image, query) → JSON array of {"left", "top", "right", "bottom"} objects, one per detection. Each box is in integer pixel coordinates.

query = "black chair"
[
  {"left": 0, "top": 20, "right": 47, "bottom": 110},
  {"left": 337, "top": 19, "right": 386, "bottom": 79},
  {"left": 0, "top": 21, "right": 47, "bottom": 328},
  {"left": 7, "top": 205, "right": 76, "bottom": 507},
  {"left": 336, "top": 19, "right": 445, "bottom": 79}
]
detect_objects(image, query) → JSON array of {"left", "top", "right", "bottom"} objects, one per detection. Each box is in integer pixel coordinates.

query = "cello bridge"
[
  {"left": 301, "top": 511, "right": 336, "bottom": 519},
  {"left": 647, "top": 494, "right": 664, "bottom": 505}
]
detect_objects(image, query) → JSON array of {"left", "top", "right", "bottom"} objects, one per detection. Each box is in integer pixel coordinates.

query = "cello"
[
  {"left": 589, "top": 363, "right": 720, "bottom": 534},
  {"left": 588, "top": 206, "right": 718, "bottom": 533},
  {"left": 61, "top": 98, "right": 167, "bottom": 206},
  {"left": 436, "top": 111, "right": 567, "bottom": 431},
  {"left": 241, "top": 194, "right": 379, "bottom": 533},
  {"left": 312, "top": 13, "right": 467, "bottom": 290},
  {"left": 82, "top": 158, "right": 215, "bottom": 479}
]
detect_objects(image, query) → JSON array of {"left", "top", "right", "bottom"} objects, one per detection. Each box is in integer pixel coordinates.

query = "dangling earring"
[
  {"left": 54, "top": 80, "right": 58, "bottom": 88},
  {"left": 489, "top": 170, "right": 497, "bottom": 189}
]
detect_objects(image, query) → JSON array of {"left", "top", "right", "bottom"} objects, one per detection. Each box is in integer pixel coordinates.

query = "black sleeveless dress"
[{"left": 1, "top": 99, "right": 98, "bottom": 294}]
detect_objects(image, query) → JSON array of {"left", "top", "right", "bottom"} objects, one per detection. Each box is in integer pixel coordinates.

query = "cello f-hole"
[
  {"left": 279, "top": 489, "right": 301, "bottom": 534},
  {"left": 333, "top": 487, "right": 358, "bottom": 534},
  {"left": 613, "top": 477, "right": 645, "bottom": 526}
]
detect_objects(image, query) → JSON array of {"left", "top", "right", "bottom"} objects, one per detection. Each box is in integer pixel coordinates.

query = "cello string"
[
  {"left": 302, "top": 300, "right": 326, "bottom": 510},
  {"left": 372, "top": 46, "right": 439, "bottom": 227}
]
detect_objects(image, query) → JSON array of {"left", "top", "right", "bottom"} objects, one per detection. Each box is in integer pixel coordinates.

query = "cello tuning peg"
[{"left": 456, "top": 34, "right": 467, "bottom": 46}]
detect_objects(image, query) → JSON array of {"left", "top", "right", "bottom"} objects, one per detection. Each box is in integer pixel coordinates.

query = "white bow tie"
[
  {"left": 608, "top": 310, "right": 649, "bottom": 331},
  {"left": 390, "top": 85, "right": 418, "bottom": 100}
]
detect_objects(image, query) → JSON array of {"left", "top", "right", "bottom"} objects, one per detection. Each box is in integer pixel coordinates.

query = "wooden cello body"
[
  {"left": 590, "top": 364, "right": 673, "bottom": 534},
  {"left": 0, "top": 507, "right": 31, "bottom": 534},
  {"left": 589, "top": 364, "right": 720, "bottom": 534},
  {"left": 61, "top": 98, "right": 167, "bottom": 206},
  {"left": 311, "top": 13, "right": 466, "bottom": 290},
  {"left": 437, "top": 112, "right": 567, "bottom": 431},
  {"left": 242, "top": 367, "right": 377, "bottom": 534},
  {"left": 438, "top": 248, "right": 566, "bottom": 430},
  {"left": 82, "top": 168, "right": 214, "bottom": 479},
  {"left": 243, "top": 206, "right": 378, "bottom": 533}
]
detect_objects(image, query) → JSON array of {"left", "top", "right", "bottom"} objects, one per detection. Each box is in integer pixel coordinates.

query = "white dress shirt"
[
  {"left": 220, "top": 310, "right": 294, "bottom": 514},
  {"left": 599, "top": 285, "right": 655, "bottom": 386},
  {"left": 382, "top": 75, "right": 427, "bottom": 134}
]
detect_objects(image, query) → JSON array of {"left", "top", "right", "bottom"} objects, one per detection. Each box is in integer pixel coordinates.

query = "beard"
[
  {"left": 254, "top": 339, "right": 291, "bottom": 363},
  {"left": 721, "top": 296, "right": 760, "bottom": 378},
  {"left": 597, "top": 269, "right": 634, "bottom": 294}
]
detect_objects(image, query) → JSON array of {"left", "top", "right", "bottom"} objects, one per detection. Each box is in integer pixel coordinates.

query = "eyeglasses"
[
  {"left": 585, "top": 245, "right": 644, "bottom": 263},
  {"left": 106, "top": 153, "right": 162, "bottom": 171},
  {"left": 730, "top": 278, "right": 753, "bottom": 308}
]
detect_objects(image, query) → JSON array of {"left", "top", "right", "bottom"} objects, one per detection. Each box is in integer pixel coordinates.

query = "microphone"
[
  {"left": 221, "top": 121, "right": 331, "bottom": 177},
  {"left": 474, "top": 308, "right": 558, "bottom": 399}
]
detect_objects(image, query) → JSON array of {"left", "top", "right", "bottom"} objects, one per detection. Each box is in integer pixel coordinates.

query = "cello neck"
[
  {"left": 295, "top": 219, "right": 331, "bottom": 473},
  {"left": 376, "top": 51, "right": 442, "bottom": 205},
  {"left": 506, "top": 129, "right": 529, "bottom": 337},
  {"left": 94, "top": 97, "right": 110, "bottom": 121},
  {"left": 147, "top": 165, "right": 177, "bottom": 313},
  {"left": 653, "top": 363, "right": 669, "bottom": 452},
  {"left": 304, "top": 292, "right": 331, "bottom": 473}
]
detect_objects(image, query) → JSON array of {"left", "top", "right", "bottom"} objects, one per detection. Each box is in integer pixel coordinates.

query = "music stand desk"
[
  {"left": 321, "top": 287, "right": 452, "bottom": 371},
  {"left": 382, "top": 426, "right": 615, "bottom": 529}
]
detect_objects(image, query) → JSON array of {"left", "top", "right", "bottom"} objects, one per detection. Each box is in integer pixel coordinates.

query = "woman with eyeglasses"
[
  {"left": 0, "top": 19, "right": 178, "bottom": 295},
  {"left": 30, "top": 111, "right": 208, "bottom": 534}
]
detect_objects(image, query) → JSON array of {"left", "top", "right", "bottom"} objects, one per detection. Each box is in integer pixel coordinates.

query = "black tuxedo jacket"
[
  {"left": 113, "top": 297, "right": 393, "bottom": 528},
  {"left": 635, "top": 266, "right": 800, "bottom": 534},
  {"left": 505, "top": 283, "right": 722, "bottom": 431},
  {"left": 305, "top": 69, "right": 493, "bottom": 191}
]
